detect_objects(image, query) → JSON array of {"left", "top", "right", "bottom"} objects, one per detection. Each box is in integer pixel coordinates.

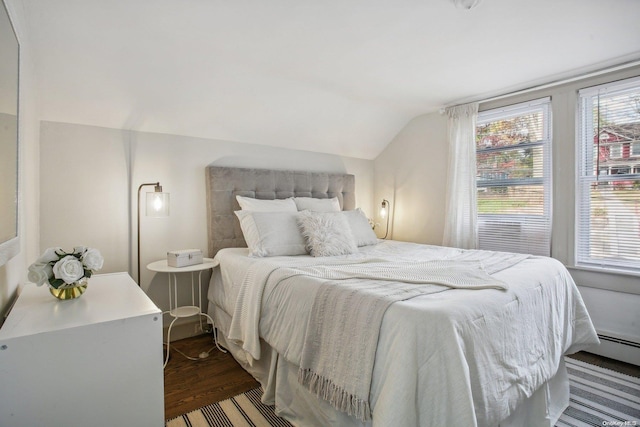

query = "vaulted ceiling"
[{"left": 19, "top": 0, "right": 640, "bottom": 159}]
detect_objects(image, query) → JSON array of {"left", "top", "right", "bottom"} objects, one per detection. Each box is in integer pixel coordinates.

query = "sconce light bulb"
[{"left": 380, "top": 200, "right": 388, "bottom": 218}]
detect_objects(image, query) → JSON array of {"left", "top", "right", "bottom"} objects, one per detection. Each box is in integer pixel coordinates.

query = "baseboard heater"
[{"left": 598, "top": 334, "right": 640, "bottom": 349}]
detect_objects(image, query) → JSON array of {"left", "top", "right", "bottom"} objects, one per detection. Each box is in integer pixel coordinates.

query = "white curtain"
[{"left": 443, "top": 102, "right": 479, "bottom": 249}]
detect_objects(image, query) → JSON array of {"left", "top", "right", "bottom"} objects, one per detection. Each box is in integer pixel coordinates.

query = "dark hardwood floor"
[
  {"left": 164, "top": 334, "right": 640, "bottom": 421},
  {"left": 164, "top": 333, "right": 258, "bottom": 420},
  {"left": 567, "top": 351, "right": 640, "bottom": 377}
]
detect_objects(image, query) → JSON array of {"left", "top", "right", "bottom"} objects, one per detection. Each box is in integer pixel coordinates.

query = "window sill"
[{"left": 566, "top": 265, "right": 640, "bottom": 295}]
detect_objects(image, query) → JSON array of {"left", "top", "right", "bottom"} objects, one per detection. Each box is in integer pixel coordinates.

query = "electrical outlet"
[{"left": 203, "top": 324, "right": 213, "bottom": 334}]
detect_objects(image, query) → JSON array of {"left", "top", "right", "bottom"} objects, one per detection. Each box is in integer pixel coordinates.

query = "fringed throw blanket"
[
  {"left": 295, "top": 256, "right": 528, "bottom": 421},
  {"left": 297, "top": 277, "right": 440, "bottom": 422},
  {"left": 227, "top": 251, "right": 528, "bottom": 421}
]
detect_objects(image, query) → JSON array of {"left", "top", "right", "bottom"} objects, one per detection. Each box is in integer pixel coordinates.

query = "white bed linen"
[{"left": 208, "top": 241, "right": 599, "bottom": 427}]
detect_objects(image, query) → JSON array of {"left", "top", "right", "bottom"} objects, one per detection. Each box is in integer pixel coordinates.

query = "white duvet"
[{"left": 212, "top": 241, "right": 599, "bottom": 427}]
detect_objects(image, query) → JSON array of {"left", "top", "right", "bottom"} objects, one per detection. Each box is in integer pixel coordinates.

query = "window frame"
[
  {"left": 576, "top": 76, "right": 640, "bottom": 274},
  {"left": 475, "top": 97, "right": 552, "bottom": 256}
]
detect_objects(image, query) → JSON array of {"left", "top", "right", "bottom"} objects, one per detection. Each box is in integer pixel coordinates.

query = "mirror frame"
[{"left": 0, "top": 1, "right": 20, "bottom": 267}]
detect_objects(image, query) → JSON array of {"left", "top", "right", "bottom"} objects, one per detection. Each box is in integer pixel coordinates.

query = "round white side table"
[{"left": 147, "top": 258, "right": 226, "bottom": 368}]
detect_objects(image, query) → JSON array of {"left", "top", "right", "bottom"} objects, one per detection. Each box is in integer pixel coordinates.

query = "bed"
[{"left": 204, "top": 166, "right": 599, "bottom": 427}]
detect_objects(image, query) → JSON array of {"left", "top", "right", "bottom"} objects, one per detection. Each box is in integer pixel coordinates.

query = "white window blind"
[
  {"left": 577, "top": 76, "right": 640, "bottom": 273},
  {"left": 476, "top": 98, "right": 552, "bottom": 255}
]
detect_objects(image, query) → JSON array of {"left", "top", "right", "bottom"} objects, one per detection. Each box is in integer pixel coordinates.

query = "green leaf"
[{"left": 50, "top": 278, "right": 65, "bottom": 289}]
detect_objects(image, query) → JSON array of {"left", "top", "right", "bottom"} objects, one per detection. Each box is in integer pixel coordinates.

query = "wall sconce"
[
  {"left": 137, "top": 182, "right": 169, "bottom": 285},
  {"left": 380, "top": 199, "right": 390, "bottom": 239}
]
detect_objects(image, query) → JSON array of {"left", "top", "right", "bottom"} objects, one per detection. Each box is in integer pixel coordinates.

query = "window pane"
[
  {"left": 583, "top": 179, "right": 640, "bottom": 264},
  {"left": 477, "top": 146, "right": 544, "bottom": 184},
  {"left": 477, "top": 185, "right": 545, "bottom": 215},
  {"left": 476, "top": 111, "right": 544, "bottom": 150}
]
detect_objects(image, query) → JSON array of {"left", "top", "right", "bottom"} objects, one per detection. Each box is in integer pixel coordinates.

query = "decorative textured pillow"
[
  {"left": 342, "top": 209, "right": 379, "bottom": 247},
  {"left": 293, "top": 197, "right": 341, "bottom": 212},
  {"left": 297, "top": 211, "right": 358, "bottom": 257},
  {"left": 234, "top": 211, "right": 307, "bottom": 257},
  {"left": 236, "top": 195, "right": 297, "bottom": 212}
]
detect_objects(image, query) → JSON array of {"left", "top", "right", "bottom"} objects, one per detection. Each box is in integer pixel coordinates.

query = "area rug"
[
  {"left": 166, "top": 357, "right": 639, "bottom": 427},
  {"left": 557, "top": 357, "right": 639, "bottom": 426},
  {"left": 166, "top": 387, "right": 292, "bottom": 427}
]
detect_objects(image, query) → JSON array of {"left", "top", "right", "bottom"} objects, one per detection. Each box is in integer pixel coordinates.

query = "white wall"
[
  {"left": 373, "top": 112, "right": 448, "bottom": 243},
  {"left": 39, "top": 122, "right": 374, "bottom": 318},
  {"left": 0, "top": 0, "right": 40, "bottom": 320},
  {"left": 375, "top": 66, "right": 640, "bottom": 365}
]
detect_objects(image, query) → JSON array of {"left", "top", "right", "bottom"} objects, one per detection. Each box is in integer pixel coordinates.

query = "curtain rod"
[{"left": 440, "top": 58, "right": 640, "bottom": 113}]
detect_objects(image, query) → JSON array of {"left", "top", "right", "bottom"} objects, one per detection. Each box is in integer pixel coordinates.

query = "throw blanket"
[
  {"left": 227, "top": 252, "right": 529, "bottom": 421},
  {"left": 294, "top": 257, "right": 525, "bottom": 422}
]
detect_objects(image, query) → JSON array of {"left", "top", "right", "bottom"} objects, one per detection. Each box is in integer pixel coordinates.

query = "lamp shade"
[{"left": 146, "top": 191, "right": 170, "bottom": 217}]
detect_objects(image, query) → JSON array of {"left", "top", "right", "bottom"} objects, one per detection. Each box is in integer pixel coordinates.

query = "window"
[
  {"left": 475, "top": 98, "right": 552, "bottom": 256},
  {"left": 610, "top": 143, "right": 622, "bottom": 158},
  {"left": 577, "top": 76, "right": 640, "bottom": 272}
]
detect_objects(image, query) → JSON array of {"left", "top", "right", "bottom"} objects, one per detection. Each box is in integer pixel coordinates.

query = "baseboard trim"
[
  {"left": 588, "top": 334, "right": 640, "bottom": 366},
  {"left": 598, "top": 334, "right": 640, "bottom": 349}
]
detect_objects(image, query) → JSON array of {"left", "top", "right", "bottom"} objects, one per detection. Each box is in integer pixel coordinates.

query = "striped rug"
[
  {"left": 558, "top": 357, "right": 640, "bottom": 427},
  {"left": 166, "top": 358, "right": 639, "bottom": 427},
  {"left": 166, "top": 387, "right": 292, "bottom": 427}
]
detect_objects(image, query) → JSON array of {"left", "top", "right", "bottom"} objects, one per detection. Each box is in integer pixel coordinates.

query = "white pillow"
[
  {"left": 293, "top": 197, "right": 341, "bottom": 212},
  {"left": 342, "top": 209, "right": 379, "bottom": 247},
  {"left": 297, "top": 211, "right": 358, "bottom": 257},
  {"left": 235, "top": 211, "right": 307, "bottom": 257},
  {"left": 236, "top": 195, "right": 297, "bottom": 212}
]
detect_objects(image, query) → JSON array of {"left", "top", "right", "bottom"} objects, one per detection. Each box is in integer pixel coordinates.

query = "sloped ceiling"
[{"left": 19, "top": 0, "right": 640, "bottom": 159}]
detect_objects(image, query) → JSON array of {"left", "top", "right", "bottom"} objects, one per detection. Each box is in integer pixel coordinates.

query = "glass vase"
[{"left": 49, "top": 278, "right": 88, "bottom": 300}]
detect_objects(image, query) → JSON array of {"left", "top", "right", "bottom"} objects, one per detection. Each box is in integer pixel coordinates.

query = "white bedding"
[{"left": 208, "top": 241, "right": 599, "bottom": 427}]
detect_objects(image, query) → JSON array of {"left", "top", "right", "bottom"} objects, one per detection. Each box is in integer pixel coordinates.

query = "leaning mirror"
[{"left": 0, "top": 2, "right": 19, "bottom": 267}]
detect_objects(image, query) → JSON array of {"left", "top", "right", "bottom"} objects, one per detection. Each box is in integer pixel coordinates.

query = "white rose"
[
  {"left": 73, "top": 246, "right": 87, "bottom": 255},
  {"left": 28, "top": 263, "right": 52, "bottom": 286},
  {"left": 53, "top": 256, "right": 85, "bottom": 284},
  {"left": 36, "top": 247, "right": 62, "bottom": 264},
  {"left": 82, "top": 248, "right": 104, "bottom": 271}
]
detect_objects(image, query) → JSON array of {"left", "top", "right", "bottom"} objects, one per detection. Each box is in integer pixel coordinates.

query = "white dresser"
[{"left": 0, "top": 272, "right": 165, "bottom": 426}]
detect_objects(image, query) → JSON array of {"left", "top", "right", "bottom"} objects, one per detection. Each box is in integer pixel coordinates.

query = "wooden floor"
[
  {"left": 164, "top": 333, "right": 258, "bottom": 420},
  {"left": 164, "top": 333, "right": 640, "bottom": 421},
  {"left": 567, "top": 350, "right": 640, "bottom": 377}
]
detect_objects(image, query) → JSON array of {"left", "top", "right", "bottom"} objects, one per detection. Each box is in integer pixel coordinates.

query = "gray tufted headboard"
[{"left": 205, "top": 166, "right": 356, "bottom": 257}]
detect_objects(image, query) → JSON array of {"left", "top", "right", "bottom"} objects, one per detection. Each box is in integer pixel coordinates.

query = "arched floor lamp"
[{"left": 137, "top": 182, "right": 169, "bottom": 286}]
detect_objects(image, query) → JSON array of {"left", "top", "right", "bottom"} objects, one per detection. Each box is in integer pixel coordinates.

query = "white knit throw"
[
  {"left": 227, "top": 251, "right": 528, "bottom": 421},
  {"left": 295, "top": 255, "right": 527, "bottom": 421}
]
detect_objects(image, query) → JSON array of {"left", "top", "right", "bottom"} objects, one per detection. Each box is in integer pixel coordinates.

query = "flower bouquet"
[{"left": 28, "top": 247, "right": 104, "bottom": 300}]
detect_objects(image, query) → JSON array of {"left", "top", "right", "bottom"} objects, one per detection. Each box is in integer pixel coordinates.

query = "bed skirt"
[{"left": 208, "top": 301, "right": 569, "bottom": 427}]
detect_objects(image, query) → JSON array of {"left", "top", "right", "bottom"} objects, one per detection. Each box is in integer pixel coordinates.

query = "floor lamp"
[
  {"left": 137, "top": 182, "right": 170, "bottom": 286},
  {"left": 380, "top": 199, "right": 390, "bottom": 239}
]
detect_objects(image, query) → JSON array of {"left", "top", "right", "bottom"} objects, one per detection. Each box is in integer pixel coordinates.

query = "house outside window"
[
  {"left": 475, "top": 98, "right": 552, "bottom": 256},
  {"left": 577, "top": 76, "right": 640, "bottom": 272}
]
